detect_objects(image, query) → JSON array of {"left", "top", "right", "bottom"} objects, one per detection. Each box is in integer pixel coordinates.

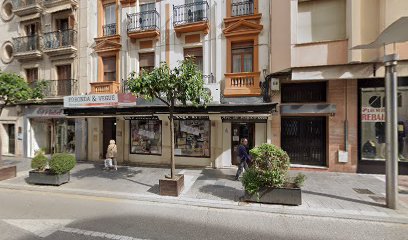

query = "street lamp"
[{"left": 353, "top": 17, "right": 408, "bottom": 209}]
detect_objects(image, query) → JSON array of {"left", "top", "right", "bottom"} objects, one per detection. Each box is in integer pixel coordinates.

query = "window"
[
  {"left": 231, "top": 41, "right": 253, "bottom": 73},
  {"left": 139, "top": 52, "right": 155, "bottom": 73},
  {"left": 184, "top": 47, "right": 203, "bottom": 72},
  {"left": 26, "top": 68, "right": 38, "bottom": 83},
  {"left": 174, "top": 119, "right": 210, "bottom": 157},
  {"left": 130, "top": 119, "right": 162, "bottom": 155},
  {"left": 297, "top": 0, "right": 346, "bottom": 43},
  {"left": 57, "top": 65, "right": 72, "bottom": 96},
  {"left": 103, "top": 56, "right": 116, "bottom": 81},
  {"left": 104, "top": 3, "right": 116, "bottom": 35},
  {"left": 281, "top": 82, "right": 327, "bottom": 103},
  {"left": 231, "top": 0, "right": 254, "bottom": 17}
]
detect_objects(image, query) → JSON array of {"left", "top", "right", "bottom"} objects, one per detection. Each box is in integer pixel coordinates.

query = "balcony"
[
  {"left": 231, "top": 0, "right": 254, "bottom": 17},
  {"left": 43, "top": 0, "right": 78, "bottom": 9},
  {"left": 103, "top": 23, "right": 117, "bottom": 37},
  {"left": 12, "top": 35, "right": 42, "bottom": 62},
  {"left": 127, "top": 10, "right": 160, "bottom": 40},
  {"left": 173, "top": 1, "right": 209, "bottom": 37},
  {"left": 203, "top": 73, "right": 216, "bottom": 84},
  {"left": 43, "top": 29, "right": 77, "bottom": 57},
  {"left": 90, "top": 81, "right": 120, "bottom": 94},
  {"left": 30, "top": 79, "right": 78, "bottom": 98},
  {"left": 12, "top": 0, "right": 42, "bottom": 17},
  {"left": 224, "top": 72, "right": 261, "bottom": 97}
]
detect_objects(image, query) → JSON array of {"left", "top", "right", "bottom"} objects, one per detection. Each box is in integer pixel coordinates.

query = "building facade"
[{"left": 270, "top": 0, "right": 408, "bottom": 174}]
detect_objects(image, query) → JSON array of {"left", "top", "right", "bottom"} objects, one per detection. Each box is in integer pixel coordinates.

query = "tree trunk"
[{"left": 169, "top": 105, "right": 175, "bottom": 179}]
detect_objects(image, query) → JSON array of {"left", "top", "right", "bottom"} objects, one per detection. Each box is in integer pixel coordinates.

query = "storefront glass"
[
  {"left": 130, "top": 120, "right": 162, "bottom": 155},
  {"left": 360, "top": 87, "right": 408, "bottom": 162},
  {"left": 174, "top": 119, "right": 210, "bottom": 157}
]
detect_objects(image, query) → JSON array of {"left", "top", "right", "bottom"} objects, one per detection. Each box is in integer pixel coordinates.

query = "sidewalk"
[{"left": 1, "top": 156, "right": 408, "bottom": 224}]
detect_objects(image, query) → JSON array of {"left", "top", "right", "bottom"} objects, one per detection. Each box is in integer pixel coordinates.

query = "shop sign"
[
  {"left": 64, "top": 93, "right": 136, "bottom": 108},
  {"left": 361, "top": 106, "right": 385, "bottom": 122},
  {"left": 27, "top": 106, "right": 65, "bottom": 118}
]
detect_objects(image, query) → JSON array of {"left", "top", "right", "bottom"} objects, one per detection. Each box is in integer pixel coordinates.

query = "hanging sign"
[{"left": 64, "top": 93, "right": 136, "bottom": 108}]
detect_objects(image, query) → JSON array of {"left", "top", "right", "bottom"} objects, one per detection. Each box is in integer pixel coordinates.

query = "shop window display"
[
  {"left": 361, "top": 88, "right": 408, "bottom": 161},
  {"left": 174, "top": 119, "right": 210, "bottom": 157},
  {"left": 130, "top": 120, "right": 162, "bottom": 154}
]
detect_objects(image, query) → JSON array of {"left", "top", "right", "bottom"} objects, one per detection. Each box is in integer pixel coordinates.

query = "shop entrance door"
[
  {"left": 5, "top": 124, "right": 15, "bottom": 154},
  {"left": 103, "top": 118, "right": 116, "bottom": 158},
  {"left": 281, "top": 117, "right": 326, "bottom": 166},
  {"left": 231, "top": 123, "right": 255, "bottom": 165}
]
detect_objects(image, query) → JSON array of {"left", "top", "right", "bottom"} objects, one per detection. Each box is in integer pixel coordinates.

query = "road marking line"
[{"left": 61, "top": 227, "right": 150, "bottom": 240}]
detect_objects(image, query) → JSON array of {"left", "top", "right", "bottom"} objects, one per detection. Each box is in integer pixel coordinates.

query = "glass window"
[
  {"left": 130, "top": 119, "right": 162, "bottom": 155},
  {"left": 26, "top": 68, "right": 38, "bottom": 83},
  {"left": 103, "top": 56, "right": 116, "bottom": 81},
  {"left": 174, "top": 119, "right": 210, "bottom": 157},
  {"left": 104, "top": 4, "right": 116, "bottom": 25},
  {"left": 184, "top": 47, "right": 203, "bottom": 72},
  {"left": 139, "top": 52, "right": 155, "bottom": 73},
  {"left": 360, "top": 87, "right": 408, "bottom": 162},
  {"left": 231, "top": 42, "right": 253, "bottom": 73}
]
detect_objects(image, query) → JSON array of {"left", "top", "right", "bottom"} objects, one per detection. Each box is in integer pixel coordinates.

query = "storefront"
[
  {"left": 358, "top": 78, "right": 408, "bottom": 174},
  {"left": 0, "top": 106, "right": 22, "bottom": 156},
  {"left": 25, "top": 105, "right": 75, "bottom": 157}
]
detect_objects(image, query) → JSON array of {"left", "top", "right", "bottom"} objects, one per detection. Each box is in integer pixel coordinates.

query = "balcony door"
[
  {"left": 139, "top": 52, "right": 155, "bottom": 73},
  {"left": 139, "top": 2, "right": 155, "bottom": 29},
  {"left": 57, "top": 18, "right": 70, "bottom": 46},
  {"left": 26, "top": 68, "right": 38, "bottom": 86},
  {"left": 184, "top": 47, "right": 203, "bottom": 72},
  {"left": 57, "top": 65, "right": 71, "bottom": 96},
  {"left": 104, "top": 3, "right": 116, "bottom": 36},
  {"left": 25, "top": 23, "right": 38, "bottom": 51},
  {"left": 103, "top": 56, "right": 116, "bottom": 82},
  {"left": 231, "top": 42, "right": 253, "bottom": 73},
  {"left": 185, "top": 0, "right": 204, "bottom": 23}
]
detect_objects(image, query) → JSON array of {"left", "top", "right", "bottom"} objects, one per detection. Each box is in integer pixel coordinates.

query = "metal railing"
[
  {"left": 173, "top": 1, "right": 209, "bottom": 26},
  {"left": 127, "top": 10, "right": 160, "bottom": 33},
  {"left": 13, "top": 35, "right": 41, "bottom": 53},
  {"left": 121, "top": 79, "right": 130, "bottom": 93},
  {"left": 231, "top": 0, "right": 254, "bottom": 17},
  {"left": 43, "top": 29, "right": 76, "bottom": 50},
  {"left": 203, "top": 73, "right": 216, "bottom": 84},
  {"left": 12, "top": 0, "right": 40, "bottom": 9},
  {"left": 30, "top": 79, "right": 77, "bottom": 97},
  {"left": 103, "top": 23, "right": 117, "bottom": 36}
]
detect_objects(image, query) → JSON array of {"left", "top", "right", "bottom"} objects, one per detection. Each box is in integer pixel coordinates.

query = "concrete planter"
[
  {"left": 159, "top": 174, "right": 184, "bottom": 197},
  {"left": 0, "top": 165, "right": 16, "bottom": 181},
  {"left": 244, "top": 187, "right": 302, "bottom": 206},
  {"left": 28, "top": 170, "right": 70, "bottom": 186}
]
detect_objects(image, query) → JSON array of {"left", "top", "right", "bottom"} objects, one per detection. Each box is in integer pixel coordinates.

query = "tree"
[
  {"left": 127, "top": 59, "right": 211, "bottom": 179},
  {"left": 0, "top": 71, "right": 45, "bottom": 165}
]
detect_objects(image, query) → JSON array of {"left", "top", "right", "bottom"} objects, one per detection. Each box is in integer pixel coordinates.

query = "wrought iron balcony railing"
[
  {"left": 12, "top": 0, "right": 40, "bottom": 9},
  {"left": 13, "top": 35, "right": 41, "bottom": 53},
  {"left": 231, "top": 0, "right": 254, "bottom": 17},
  {"left": 43, "top": 29, "right": 77, "bottom": 50},
  {"left": 173, "top": 1, "right": 209, "bottom": 26},
  {"left": 127, "top": 10, "right": 160, "bottom": 33},
  {"left": 203, "top": 73, "right": 216, "bottom": 84},
  {"left": 30, "top": 79, "right": 78, "bottom": 97},
  {"left": 103, "top": 23, "right": 117, "bottom": 36}
]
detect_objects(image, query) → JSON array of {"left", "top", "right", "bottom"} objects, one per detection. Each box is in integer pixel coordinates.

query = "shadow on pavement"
[
  {"left": 198, "top": 184, "right": 243, "bottom": 202},
  {"left": 196, "top": 169, "right": 236, "bottom": 181},
  {"left": 303, "top": 190, "right": 386, "bottom": 208}
]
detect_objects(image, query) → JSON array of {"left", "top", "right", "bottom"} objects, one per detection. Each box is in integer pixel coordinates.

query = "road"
[{"left": 0, "top": 188, "right": 406, "bottom": 240}]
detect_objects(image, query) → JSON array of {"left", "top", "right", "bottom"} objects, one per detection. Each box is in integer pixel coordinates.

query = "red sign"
[{"left": 361, "top": 107, "right": 385, "bottom": 122}]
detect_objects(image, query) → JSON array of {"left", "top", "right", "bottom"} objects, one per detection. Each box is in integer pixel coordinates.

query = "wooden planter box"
[
  {"left": 28, "top": 170, "right": 70, "bottom": 186},
  {"left": 244, "top": 187, "right": 302, "bottom": 206},
  {"left": 0, "top": 165, "right": 16, "bottom": 181},
  {"left": 159, "top": 174, "right": 184, "bottom": 197}
]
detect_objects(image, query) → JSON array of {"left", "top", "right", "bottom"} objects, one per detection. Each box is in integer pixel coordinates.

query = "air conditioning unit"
[{"left": 205, "top": 84, "right": 221, "bottom": 104}]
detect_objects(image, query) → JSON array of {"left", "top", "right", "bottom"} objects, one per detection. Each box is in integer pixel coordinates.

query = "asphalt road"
[{"left": 0, "top": 188, "right": 406, "bottom": 240}]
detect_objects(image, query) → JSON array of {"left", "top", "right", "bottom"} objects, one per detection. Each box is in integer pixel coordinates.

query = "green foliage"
[
  {"left": 0, "top": 71, "right": 45, "bottom": 107},
  {"left": 31, "top": 151, "right": 48, "bottom": 171},
  {"left": 49, "top": 153, "right": 76, "bottom": 175},
  {"left": 242, "top": 144, "right": 294, "bottom": 195},
  {"left": 127, "top": 58, "right": 212, "bottom": 107},
  {"left": 293, "top": 173, "right": 306, "bottom": 188}
]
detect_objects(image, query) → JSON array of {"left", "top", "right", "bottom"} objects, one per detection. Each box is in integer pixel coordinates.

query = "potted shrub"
[
  {"left": 241, "top": 143, "right": 306, "bottom": 205},
  {"left": 28, "top": 152, "right": 76, "bottom": 186}
]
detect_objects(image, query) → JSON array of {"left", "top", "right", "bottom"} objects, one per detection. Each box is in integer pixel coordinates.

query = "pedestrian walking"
[
  {"left": 106, "top": 139, "right": 118, "bottom": 170},
  {"left": 235, "top": 138, "right": 251, "bottom": 180}
]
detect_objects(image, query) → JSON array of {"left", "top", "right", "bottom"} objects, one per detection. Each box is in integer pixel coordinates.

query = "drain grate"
[
  {"left": 369, "top": 195, "right": 386, "bottom": 203},
  {"left": 353, "top": 188, "right": 375, "bottom": 194}
]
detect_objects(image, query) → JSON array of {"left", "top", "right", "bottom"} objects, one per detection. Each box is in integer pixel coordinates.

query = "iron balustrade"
[
  {"left": 103, "top": 23, "right": 117, "bottom": 36},
  {"left": 12, "top": 0, "right": 40, "bottom": 9},
  {"left": 43, "top": 29, "right": 77, "bottom": 49},
  {"left": 173, "top": 1, "right": 209, "bottom": 26},
  {"left": 121, "top": 79, "right": 130, "bottom": 93},
  {"left": 30, "top": 79, "right": 78, "bottom": 97},
  {"left": 203, "top": 73, "right": 215, "bottom": 84},
  {"left": 231, "top": 0, "right": 254, "bottom": 17},
  {"left": 127, "top": 10, "right": 160, "bottom": 33},
  {"left": 13, "top": 35, "right": 41, "bottom": 53}
]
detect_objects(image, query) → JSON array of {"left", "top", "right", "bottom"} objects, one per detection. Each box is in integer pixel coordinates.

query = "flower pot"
[
  {"left": 0, "top": 165, "right": 16, "bottom": 181},
  {"left": 159, "top": 174, "right": 184, "bottom": 197},
  {"left": 244, "top": 187, "right": 302, "bottom": 206},
  {"left": 28, "top": 170, "right": 70, "bottom": 186}
]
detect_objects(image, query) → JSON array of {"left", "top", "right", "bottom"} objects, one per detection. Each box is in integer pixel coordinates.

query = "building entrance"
[
  {"left": 103, "top": 118, "right": 116, "bottom": 158},
  {"left": 231, "top": 123, "right": 255, "bottom": 165}
]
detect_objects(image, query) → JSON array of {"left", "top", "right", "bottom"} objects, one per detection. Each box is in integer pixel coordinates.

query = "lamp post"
[{"left": 353, "top": 17, "right": 408, "bottom": 209}]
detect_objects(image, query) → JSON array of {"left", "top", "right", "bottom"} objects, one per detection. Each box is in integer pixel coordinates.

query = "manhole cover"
[
  {"left": 353, "top": 188, "right": 375, "bottom": 194},
  {"left": 369, "top": 195, "right": 385, "bottom": 203}
]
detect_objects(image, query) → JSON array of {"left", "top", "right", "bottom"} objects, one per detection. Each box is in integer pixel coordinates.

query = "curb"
[{"left": 0, "top": 182, "right": 407, "bottom": 225}]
